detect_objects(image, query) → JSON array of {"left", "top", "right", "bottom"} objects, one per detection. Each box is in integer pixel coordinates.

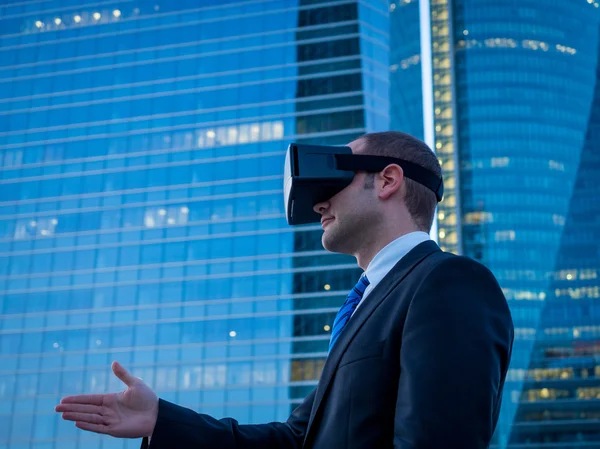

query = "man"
[{"left": 56, "top": 131, "right": 514, "bottom": 448}]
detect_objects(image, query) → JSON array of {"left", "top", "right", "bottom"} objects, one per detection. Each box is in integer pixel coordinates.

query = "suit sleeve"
[
  {"left": 141, "top": 387, "right": 315, "bottom": 449},
  {"left": 394, "top": 256, "right": 514, "bottom": 449}
]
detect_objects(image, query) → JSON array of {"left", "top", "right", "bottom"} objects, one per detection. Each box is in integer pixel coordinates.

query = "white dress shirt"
[{"left": 353, "top": 231, "right": 431, "bottom": 315}]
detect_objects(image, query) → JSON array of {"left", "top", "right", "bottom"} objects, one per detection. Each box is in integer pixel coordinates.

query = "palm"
[{"left": 56, "top": 361, "right": 159, "bottom": 438}]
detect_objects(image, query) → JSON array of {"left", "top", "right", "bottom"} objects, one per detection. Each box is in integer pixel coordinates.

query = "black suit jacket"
[{"left": 143, "top": 240, "right": 514, "bottom": 448}]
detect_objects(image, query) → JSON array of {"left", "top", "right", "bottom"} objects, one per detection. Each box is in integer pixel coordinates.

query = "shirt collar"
[{"left": 364, "top": 231, "right": 431, "bottom": 291}]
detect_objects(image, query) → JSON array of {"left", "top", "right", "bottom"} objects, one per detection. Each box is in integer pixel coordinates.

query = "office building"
[
  {"left": 0, "top": 1, "right": 389, "bottom": 448},
  {"left": 390, "top": 0, "right": 600, "bottom": 446}
]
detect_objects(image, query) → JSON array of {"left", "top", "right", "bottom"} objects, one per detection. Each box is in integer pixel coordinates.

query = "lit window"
[
  {"left": 180, "top": 206, "right": 189, "bottom": 214},
  {"left": 495, "top": 230, "right": 516, "bottom": 241},
  {"left": 250, "top": 124, "right": 260, "bottom": 141},
  {"left": 273, "top": 121, "right": 284, "bottom": 138},
  {"left": 158, "top": 209, "right": 167, "bottom": 216},
  {"left": 491, "top": 157, "right": 509, "bottom": 167},
  {"left": 206, "top": 130, "right": 216, "bottom": 138}
]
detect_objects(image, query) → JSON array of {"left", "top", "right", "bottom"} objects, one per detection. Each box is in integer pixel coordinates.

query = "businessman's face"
[{"left": 312, "top": 139, "right": 381, "bottom": 256}]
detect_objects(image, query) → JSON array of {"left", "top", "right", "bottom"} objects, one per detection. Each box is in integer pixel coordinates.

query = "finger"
[
  {"left": 55, "top": 403, "right": 103, "bottom": 414},
  {"left": 75, "top": 421, "right": 110, "bottom": 435},
  {"left": 62, "top": 412, "right": 106, "bottom": 425},
  {"left": 59, "top": 394, "right": 105, "bottom": 406},
  {"left": 112, "top": 361, "right": 137, "bottom": 388}
]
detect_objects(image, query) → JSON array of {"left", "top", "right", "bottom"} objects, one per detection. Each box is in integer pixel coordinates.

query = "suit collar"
[{"left": 304, "top": 240, "right": 441, "bottom": 444}]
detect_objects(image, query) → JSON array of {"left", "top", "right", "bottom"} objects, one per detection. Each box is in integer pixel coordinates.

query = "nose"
[{"left": 313, "top": 200, "right": 329, "bottom": 215}]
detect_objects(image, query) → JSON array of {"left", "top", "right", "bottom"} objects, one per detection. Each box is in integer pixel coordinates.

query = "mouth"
[{"left": 321, "top": 217, "right": 334, "bottom": 228}]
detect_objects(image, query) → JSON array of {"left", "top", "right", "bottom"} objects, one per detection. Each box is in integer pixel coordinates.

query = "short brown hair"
[{"left": 358, "top": 131, "right": 441, "bottom": 232}]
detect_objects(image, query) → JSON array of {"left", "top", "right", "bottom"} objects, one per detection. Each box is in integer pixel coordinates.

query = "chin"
[{"left": 322, "top": 230, "right": 348, "bottom": 254}]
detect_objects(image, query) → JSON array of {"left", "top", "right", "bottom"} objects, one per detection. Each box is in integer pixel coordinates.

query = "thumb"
[{"left": 112, "top": 361, "right": 137, "bottom": 387}]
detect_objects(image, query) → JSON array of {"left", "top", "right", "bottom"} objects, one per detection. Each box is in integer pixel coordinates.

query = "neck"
[{"left": 354, "top": 222, "right": 421, "bottom": 270}]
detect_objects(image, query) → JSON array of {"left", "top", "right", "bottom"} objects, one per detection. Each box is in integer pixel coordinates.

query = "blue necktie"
[{"left": 329, "top": 274, "right": 370, "bottom": 352}]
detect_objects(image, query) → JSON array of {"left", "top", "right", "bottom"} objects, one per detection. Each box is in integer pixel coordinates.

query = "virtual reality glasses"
[{"left": 284, "top": 143, "right": 444, "bottom": 225}]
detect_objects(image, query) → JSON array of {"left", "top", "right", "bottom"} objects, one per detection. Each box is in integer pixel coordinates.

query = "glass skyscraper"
[
  {"left": 0, "top": 1, "right": 389, "bottom": 448},
  {"left": 390, "top": 0, "right": 600, "bottom": 447},
  {"left": 2, "top": 0, "right": 599, "bottom": 448}
]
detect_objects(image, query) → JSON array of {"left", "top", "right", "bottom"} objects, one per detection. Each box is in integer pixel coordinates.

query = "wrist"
[{"left": 147, "top": 397, "right": 159, "bottom": 438}]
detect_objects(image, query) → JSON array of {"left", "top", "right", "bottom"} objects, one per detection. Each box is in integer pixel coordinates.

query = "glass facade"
[
  {"left": 0, "top": 1, "right": 389, "bottom": 448},
  {"left": 8, "top": 0, "right": 599, "bottom": 447},
  {"left": 390, "top": 0, "right": 600, "bottom": 447}
]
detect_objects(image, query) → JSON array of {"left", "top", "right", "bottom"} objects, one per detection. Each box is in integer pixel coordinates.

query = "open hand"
[{"left": 55, "top": 361, "right": 159, "bottom": 438}]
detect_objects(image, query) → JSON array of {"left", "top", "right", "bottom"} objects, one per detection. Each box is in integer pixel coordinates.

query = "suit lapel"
[{"left": 304, "top": 240, "right": 441, "bottom": 444}]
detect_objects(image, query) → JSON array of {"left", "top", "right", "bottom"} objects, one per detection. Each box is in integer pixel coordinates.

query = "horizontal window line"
[
  {"left": 0, "top": 149, "right": 289, "bottom": 184},
  {"left": 0, "top": 296, "right": 349, "bottom": 334},
  {"left": 0, "top": 174, "right": 281, "bottom": 209},
  {"left": 1, "top": 212, "right": 287, "bottom": 245},
  {"left": 0, "top": 0, "right": 133, "bottom": 21},
  {"left": 0, "top": 67, "right": 365, "bottom": 116},
  {"left": 1, "top": 262, "right": 352, "bottom": 298},
  {"left": 0, "top": 0, "right": 354, "bottom": 48},
  {"left": 0, "top": 248, "right": 330, "bottom": 281},
  {"left": 2, "top": 378, "right": 322, "bottom": 402},
  {"left": 0, "top": 118, "right": 362, "bottom": 171},
  {"left": 3, "top": 211, "right": 287, "bottom": 245},
  {"left": 0, "top": 30, "right": 363, "bottom": 83},
  {"left": 0, "top": 20, "right": 360, "bottom": 73},
  {"left": 0, "top": 103, "right": 366, "bottom": 151},
  {"left": 0, "top": 340, "right": 330, "bottom": 370},
  {"left": 358, "top": 19, "right": 389, "bottom": 40},
  {"left": 0, "top": 88, "right": 362, "bottom": 140},
  {"left": 1, "top": 220, "right": 320, "bottom": 257},
  {"left": 0, "top": 55, "right": 362, "bottom": 106},
  {"left": 0, "top": 188, "right": 283, "bottom": 221},
  {"left": 1, "top": 288, "right": 343, "bottom": 321},
  {"left": 1, "top": 0, "right": 48, "bottom": 10}
]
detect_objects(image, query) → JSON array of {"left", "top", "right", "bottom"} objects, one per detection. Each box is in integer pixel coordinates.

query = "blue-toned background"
[{"left": 1, "top": 1, "right": 599, "bottom": 448}]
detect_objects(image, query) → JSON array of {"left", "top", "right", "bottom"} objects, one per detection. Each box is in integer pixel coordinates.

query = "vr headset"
[{"left": 284, "top": 143, "right": 444, "bottom": 225}]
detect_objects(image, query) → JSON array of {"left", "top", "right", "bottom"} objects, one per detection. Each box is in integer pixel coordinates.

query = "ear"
[{"left": 377, "top": 164, "right": 404, "bottom": 200}]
